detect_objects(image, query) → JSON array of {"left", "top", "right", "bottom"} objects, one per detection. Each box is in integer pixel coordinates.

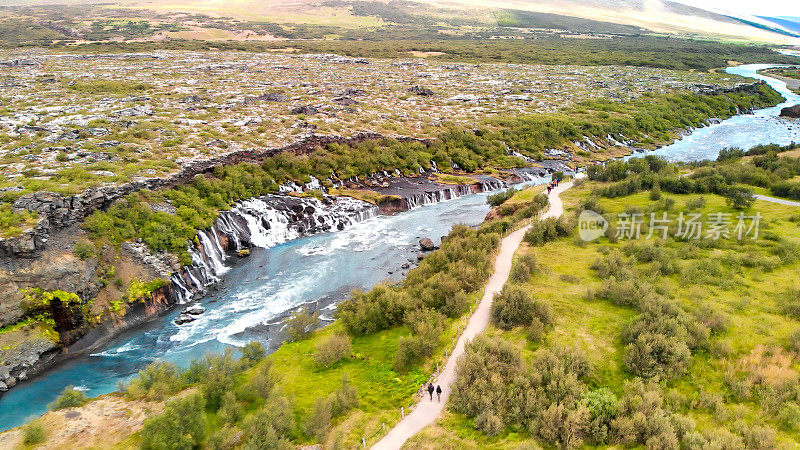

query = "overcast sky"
[{"left": 674, "top": 0, "right": 800, "bottom": 17}]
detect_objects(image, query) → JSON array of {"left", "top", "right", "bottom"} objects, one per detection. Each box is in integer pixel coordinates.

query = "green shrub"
[
  {"left": 394, "top": 309, "right": 445, "bottom": 371},
  {"left": 624, "top": 332, "right": 691, "bottom": 380},
  {"left": 778, "top": 289, "right": 800, "bottom": 319},
  {"left": 475, "top": 409, "right": 505, "bottom": 436},
  {"left": 491, "top": 284, "right": 551, "bottom": 330},
  {"left": 684, "top": 196, "right": 707, "bottom": 210},
  {"left": 242, "top": 395, "right": 294, "bottom": 448},
  {"left": 526, "top": 317, "right": 545, "bottom": 342},
  {"left": 202, "top": 367, "right": 235, "bottom": 411},
  {"left": 218, "top": 391, "right": 243, "bottom": 424},
  {"left": 649, "top": 184, "right": 661, "bottom": 201},
  {"left": 305, "top": 397, "right": 332, "bottom": 441},
  {"left": 622, "top": 299, "right": 707, "bottom": 380},
  {"left": 523, "top": 216, "right": 570, "bottom": 245},
  {"left": 444, "top": 291, "right": 471, "bottom": 318},
  {"left": 510, "top": 252, "right": 537, "bottom": 283},
  {"left": 487, "top": 188, "right": 517, "bottom": 206},
  {"left": 610, "top": 380, "right": 677, "bottom": 446},
  {"left": 140, "top": 392, "right": 206, "bottom": 450},
  {"left": 248, "top": 360, "right": 274, "bottom": 399},
  {"left": 285, "top": 306, "right": 318, "bottom": 341},
  {"left": 336, "top": 285, "right": 410, "bottom": 335},
  {"left": 725, "top": 185, "right": 755, "bottom": 210},
  {"left": 239, "top": 341, "right": 266, "bottom": 368},
  {"left": 451, "top": 335, "right": 590, "bottom": 446},
  {"left": 125, "top": 360, "right": 183, "bottom": 400},
  {"left": 582, "top": 388, "right": 620, "bottom": 445},
  {"left": 22, "top": 420, "right": 46, "bottom": 445},
  {"left": 206, "top": 426, "right": 242, "bottom": 450},
  {"left": 779, "top": 402, "right": 800, "bottom": 431},
  {"left": 50, "top": 386, "right": 87, "bottom": 410},
  {"left": 590, "top": 251, "right": 633, "bottom": 279},
  {"left": 738, "top": 424, "right": 776, "bottom": 449},
  {"left": 772, "top": 181, "right": 800, "bottom": 200},
  {"left": 73, "top": 241, "right": 97, "bottom": 259},
  {"left": 330, "top": 374, "right": 359, "bottom": 416},
  {"left": 313, "top": 333, "right": 352, "bottom": 367}
]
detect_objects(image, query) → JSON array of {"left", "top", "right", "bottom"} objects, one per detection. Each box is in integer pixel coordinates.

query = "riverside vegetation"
[
  {"left": 17, "top": 144, "right": 800, "bottom": 448},
  {"left": 4, "top": 188, "right": 552, "bottom": 448},
  {"left": 406, "top": 146, "right": 800, "bottom": 447}
]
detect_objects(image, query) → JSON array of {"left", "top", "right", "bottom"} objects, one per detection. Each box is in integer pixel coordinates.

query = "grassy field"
[{"left": 419, "top": 179, "right": 800, "bottom": 447}]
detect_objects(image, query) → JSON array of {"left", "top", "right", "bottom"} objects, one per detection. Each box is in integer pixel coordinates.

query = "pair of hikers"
[
  {"left": 546, "top": 178, "right": 559, "bottom": 194},
  {"left": 427, "top": 383, "right": 442, "bottom": 402}
]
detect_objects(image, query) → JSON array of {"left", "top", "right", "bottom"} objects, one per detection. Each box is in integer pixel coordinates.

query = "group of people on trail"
[
  {"left": 427, "top": 383, "right": 442, "bottom": 402},
  {"left": 546, "top": 177, "right": 560, "bottom": 195}
]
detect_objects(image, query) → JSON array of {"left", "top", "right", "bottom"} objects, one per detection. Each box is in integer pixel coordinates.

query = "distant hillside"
[
  {"left": 0, "top": 0, "right": 797, "bottom": 45},
  {"left": 419, "top": 0, "right": 800, "bottom": 44}
]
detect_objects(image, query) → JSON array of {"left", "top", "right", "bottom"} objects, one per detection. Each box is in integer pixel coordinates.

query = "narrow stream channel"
[{"left": 0, "top": 63, "right": 798, "bottom": 431}]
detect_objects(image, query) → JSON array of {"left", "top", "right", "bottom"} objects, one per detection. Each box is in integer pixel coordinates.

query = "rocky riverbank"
[
  {"left": 0, "top": 168, "right": 519, "bottom": 397},
  {"left": 0, "top": 131, "right": 425, "bottom": 259}
]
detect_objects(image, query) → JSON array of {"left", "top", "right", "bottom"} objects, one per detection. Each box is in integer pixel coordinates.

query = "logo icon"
[{"left": 578, "top": 210, "right": 608, "bottom": 242}]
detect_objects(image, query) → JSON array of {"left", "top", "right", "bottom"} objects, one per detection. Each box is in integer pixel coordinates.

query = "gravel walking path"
[
  {"left": 754, "top": 194, "right": 800, "bottom": 207},
  {"left": 372, "top": 181, "right": 573, "bottom": 450}
]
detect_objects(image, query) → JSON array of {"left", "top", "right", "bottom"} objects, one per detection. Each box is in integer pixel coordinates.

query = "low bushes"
[
  {"left": 394, "top": 309, "right": 445, "bottom": 371},
  {"left": 22, "top": 421, "right": 46, "bottom": 445},
  {"left": 490, "top": 284, "right": 552, "bottom": 330},
  {"left": 336, "top": 285, "right": 411, "bottom": 335},
  {"left": 285, "top": 306, "right": 319, "bottom": 341},
  {"left": 487, "top": 187, "right": 517, "bottom": 206},
  {"left": 771, "top": 180, "right": 800, "bottom": 200},
  {"left": 128, "top": 341, "right": 320, "bottom": 448},
  {"left": 141, "top": 393, "right": 207, "bottom": 450},
  {"left": 304, "top": 375, "right": 359, "bottom": 440},
  {"left": 509, "top": 252, "right": 537, "bottom": 283},
  {"left": 313, "top": 333, "right": 352, "bottom": 367},
  {"left": 623, "top": 299, "right": 708, "bottom": 380},
  {"left": 451, "top": 335, "right": 592, "bottom": 447},
  {"left": 125, "top": 360, "right": 184, "bottom": 401},
  {"left": 523, "top": 216, "right": 571, "bottom": 245},
  {"left": 50, "top": 386, "right": 88, "bottom": 410}
]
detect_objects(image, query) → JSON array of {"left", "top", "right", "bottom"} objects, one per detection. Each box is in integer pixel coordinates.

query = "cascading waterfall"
[
  {"left": 168, "top": 175, "right": 513, "bottom": 303},
  {"left": 403, "top": 178, "right": 506, "bottom": 209},
  {"left": 170, "top": 195, "right": 379, "bottom": 303}
]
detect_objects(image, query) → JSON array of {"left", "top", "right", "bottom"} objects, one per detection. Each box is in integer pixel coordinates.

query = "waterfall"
[
  {"left": 402, "top": 178, "right": 504, "bottom": 210},
  {"left": 197, "top": 230, "right": 228, "bottom": 276},
  {"left": 170, "top": 194, "right": 378, "bottom": 303}
]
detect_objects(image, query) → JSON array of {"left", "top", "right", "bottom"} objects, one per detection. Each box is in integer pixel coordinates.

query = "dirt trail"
[{"left": 372, "top": 181, "right": 572, "bottom": 450}]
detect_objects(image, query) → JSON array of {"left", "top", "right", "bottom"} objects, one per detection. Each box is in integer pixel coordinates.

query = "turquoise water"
[
  {"left": 644, "top": 64, "right": 800, "bottom": 161},
  {"left": 1, "top": 63, "right": 799, "bottom": 431},
  {"left": 0, "top": 190, "right": 503, "bottom": 430}
]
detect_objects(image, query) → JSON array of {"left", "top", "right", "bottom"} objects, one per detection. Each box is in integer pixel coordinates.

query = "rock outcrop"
[
  {"left": 419, "top": 238, "right": 437, "bottom": 251},
  {"left": 2, "top": 132, "right": 426, "bottom": 259},
  {"left": 780, "top": 104, "right": 800, "bottom": 118}
]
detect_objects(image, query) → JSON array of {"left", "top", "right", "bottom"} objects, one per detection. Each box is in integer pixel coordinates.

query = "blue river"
[{"left": 0, "top": 63, "right": 798, "bottom": 430}]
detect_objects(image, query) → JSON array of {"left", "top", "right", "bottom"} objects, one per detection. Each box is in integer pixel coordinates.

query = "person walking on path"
[
  {"left": 427, "top": 383, "right": 434, "bottom": 401},
  {"left": 436, "top": 385, "right": 442, "bottom": 403}
]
